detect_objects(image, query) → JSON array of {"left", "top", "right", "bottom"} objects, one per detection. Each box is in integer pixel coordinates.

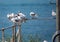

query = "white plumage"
[
  {"left": 30, "top": 12, "right": 35, "bottom": 16},
  {"left": 52, "top": 10, "right": 56, "bottom": 16},
  {"left": 11, "top": 13, "right": 14, "bottom": 16},
  {"left": 18, "top": 12, "right": 26, "bottom": 22},
  {"left": 7, "top": 13, "right": 15, "bottom": 20},
  {"left": 7, "top": 13, "right": 14, "bottom": 18},
  {"left": 18, "top": 12, "right": 26, "bottom": 18},
  {"left": 17, "top": 16, "right": 22, "bottom": 20},
  {"left": 7, "top": 14, "right": 10, "bottom": 18},
  {"left": 5, "top": 41, "right": 7, "bottom": 42},
  {"left": 11, "top": 18, "right": 16, "bottom": 22},
  {"left": 43, "top": 40, "right": 48, "bottom": 42},
  {"left": 7, "top": 12, "right": 26, "bottom": 23},
  {"left": 30, "top": 12, "right": 38, "bottom": 17}
]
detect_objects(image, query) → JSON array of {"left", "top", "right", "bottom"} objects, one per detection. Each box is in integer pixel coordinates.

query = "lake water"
[{"left": 0, "top": 3, "right": 56, "bottom": 42}]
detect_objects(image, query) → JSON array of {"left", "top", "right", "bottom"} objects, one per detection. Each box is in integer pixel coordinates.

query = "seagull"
[
  {"left": 17, "top": 12, "right": 26, "bottom": 23},
  {"left": 11, "top": 18, "right": 16, "bottom": 22},
  {"left": 10, "top": 14, "right": 19, "bottom": 23},
  {"left": 7, "top": 12, "right": 26, "bottom": 23},
  {"left": 7, "top": 13, "right": 14, "bottom": 18},
  {"left": 30, "top": 12, "right": 38, "bottom": 17},
  {"left": 7, "top": 13, "right": 15, "bottom": 20},
  {"left": 11, "top": 13, "right": 15, "bottom": 17},
  {"left": 7, "top": 14, "right": 10, "bottom": 18},
  {"left": 30, "top": 12, "right": 35, "bottom": 17},
  {"left": 43, "top": 40, "right": 48, "bottom": 42},
  {"left": 18, "top": 12, "right": 26, "bottom": 18},
  {"left": 18, "top": 11, "right": 26, "bottom": 19},
  {"left": 17, "top": 16, "right": 21, "bottom": 20},
  {"left": 7, "top": 14, "right": 12, "bottom": 20},
  {"left": 30, "top": 12, "right": 38, "bottom": 19},
  {"left": 5, "top": 40, "right": 7, "bottom": 42},
  {"left": 52, "top": 10, "right": 56, "bottom": 16}
]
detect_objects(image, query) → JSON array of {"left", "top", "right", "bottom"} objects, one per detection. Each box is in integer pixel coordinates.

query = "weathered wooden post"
[
  {"left": 12, "top": 25, "right": 16, "bottom": 42},
  {"left": 17, "top": 23, "right": 22, "bottom": 42},
  {"left": 2, "top": 28, "right": 5, "bottom": 42},
  {"left": 56, "top": 0, "right": 60, "bottom": 42},
  {"left": 52, "top": 0, "right": 60, "bottom": 42}
]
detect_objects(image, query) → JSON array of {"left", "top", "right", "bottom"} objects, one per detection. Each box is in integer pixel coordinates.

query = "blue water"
[{"left": 0, "top": 1, "right": 56, "bottom": 42}]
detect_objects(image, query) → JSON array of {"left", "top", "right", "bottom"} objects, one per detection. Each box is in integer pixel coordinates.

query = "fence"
[
  {"left": 0, "top": 17, "right": 56, "bottom": 42},
  {"left": 0, "top": 23, "right": 22, "bottom": 42}
]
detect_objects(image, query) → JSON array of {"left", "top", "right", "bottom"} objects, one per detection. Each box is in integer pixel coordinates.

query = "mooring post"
[
  {"left": 56, "top": 0, "right": 60, "bottom": 42},
  {"left": 2, "top": 28, "right": 5, "bottom": 42},
  {"left": 17, "top": 23, "right": 22, "bottom": 42},
  {"left": 12, "top": 24, "right": 16, "bottom": 42}
]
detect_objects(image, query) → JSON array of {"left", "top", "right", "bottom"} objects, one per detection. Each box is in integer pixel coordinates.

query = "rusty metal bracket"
[{"left": 52, "top": 31, "right": 60, "bottom": 42}]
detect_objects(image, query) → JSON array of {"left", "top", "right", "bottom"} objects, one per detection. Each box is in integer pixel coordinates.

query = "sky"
[{"left": 0, "top": 0, "right": 56, "bottom": 4}]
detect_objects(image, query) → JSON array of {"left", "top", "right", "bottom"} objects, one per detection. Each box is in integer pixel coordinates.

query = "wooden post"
[
  {"left": 56, "top": 0, "right": 60, "bottom": 42},
  {"left": 12, "top": 25, "right": 16, "bottom": 42},
  {"left": 2, "top": 28, "right": 5, "bottom": 42},
  {"left": 17, "top": 23, "right": 22, "bottom": 42}
]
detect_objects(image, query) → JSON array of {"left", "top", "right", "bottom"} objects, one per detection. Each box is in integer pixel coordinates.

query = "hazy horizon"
[{"left": 0, "top": 0, "right": 56, "bottom": 4}]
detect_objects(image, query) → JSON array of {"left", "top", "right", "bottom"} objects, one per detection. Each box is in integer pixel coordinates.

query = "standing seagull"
[
  {"left": 52, "top": 10, "right": 56, "bottom": 16},
  {"left": 30, "top": 12, "right": 37, "bottom": 17},
  {"left": 30, "top": 12, "right": 38, "bottom": 19},
  {"left": 17, "top": 11, "right": 26, "bottom": 23},
  {"left": 7, "top": 13, "right": 15, "bottom": 20}
]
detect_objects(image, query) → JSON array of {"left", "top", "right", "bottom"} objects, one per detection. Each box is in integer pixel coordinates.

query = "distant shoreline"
[{"left": 0, "top": 3, "right": 56, "bottom": 6}]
